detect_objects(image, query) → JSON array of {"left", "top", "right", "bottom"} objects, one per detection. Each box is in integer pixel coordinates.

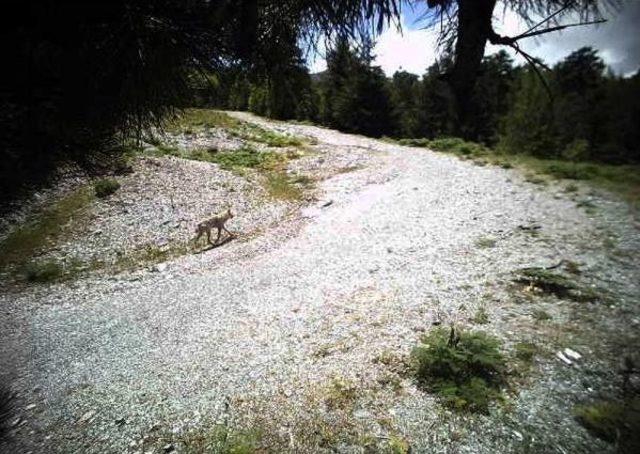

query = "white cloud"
[
  {"left": 307, "top": 4, "right": 640, "bottom": 77},
  {"left": 372, "top": 20, "right": 439, "bottom": 76}
]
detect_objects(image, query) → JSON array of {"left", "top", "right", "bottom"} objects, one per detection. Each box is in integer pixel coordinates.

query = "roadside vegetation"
[
  {"left": 0, "top": 187, "right": 94, "bottom": 278},
  {"left": 411, "top": 326, "right": 507, "bottom": 413},
  {"left": 397, "top": 136, "right": 640, "bottom": 208}
]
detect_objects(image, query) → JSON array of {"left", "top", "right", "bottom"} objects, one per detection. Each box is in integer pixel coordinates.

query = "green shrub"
[
  {"left": 411, "top": 327, "right": 506, "bottom": 413},
  {"left": 562, "top": 139, "right": 590, "bottom": 162},
  {"left": 21, "top": 261, "right": 64, "bottom": 283},
  {"left": 94, "top": 178, "right": 121, "bottom": 198}
]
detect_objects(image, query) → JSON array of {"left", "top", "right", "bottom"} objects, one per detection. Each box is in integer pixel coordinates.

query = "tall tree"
[{"left": 411, "top": 0, "right": 618, "bottom": 137}]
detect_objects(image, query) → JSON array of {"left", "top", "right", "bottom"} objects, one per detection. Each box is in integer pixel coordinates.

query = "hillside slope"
[{"left": 1, "top": 111, "right": 638, "bottom": 453}]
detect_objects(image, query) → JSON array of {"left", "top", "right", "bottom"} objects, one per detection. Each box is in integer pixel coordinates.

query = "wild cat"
[{"left": 194, "top": 208, "right": 235, "bottom": 245}]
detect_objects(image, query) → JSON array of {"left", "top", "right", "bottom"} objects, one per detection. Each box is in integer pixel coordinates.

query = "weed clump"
[
  {"left": 574, "top": 399, "right": 640, "bottom": 449},
  {"left": 472, "top": 306, "right": 490, "bottom": 324},
  {"left": 513, "top": 267, "right": 600, "bottom": 303},
  {"left": 94, "top": 178, "right": 121, "bottom": 198},
  {"left": 475, "top": 236, "right": 497, "bottom": 249},
  {"left": 179, "top": 425, "right": 261, "bottom": 454},
  {"left": 21, "top": 261, "right": 64, "bottom": 283},
  {"left": 411, "top": 327, "right": 506, "bottom": 413},
  {"left": 514, "top": 342, "right": 538, "bottom": 363}
]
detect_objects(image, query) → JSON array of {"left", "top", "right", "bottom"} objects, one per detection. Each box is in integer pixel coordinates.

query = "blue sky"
[{"left": 308, "top": 1, "right": 640, "bottom": 77}]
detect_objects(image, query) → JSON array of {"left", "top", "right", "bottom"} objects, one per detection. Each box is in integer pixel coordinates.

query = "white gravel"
[{"left": 1, "top": 112, "right": 638, "bottom": 453}]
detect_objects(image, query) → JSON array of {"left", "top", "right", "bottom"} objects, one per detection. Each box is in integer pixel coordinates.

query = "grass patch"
[
  {"left": 20, "top": 261, "right": 64, "bottom": 283},
  {"left": 324, "top": 377, "right": 359, "bottom": 411},
  {"left": 93, "top": 178, "right": 121, "bottom": 198},
  {"left": 179, "top": 425, "right": 262, "bottom": 454},
  {"left": 167, "top": 109, "right": 240, "bottom": 133},
  {"left": 472, "top": 306, "right": 490, "bottom": 324},
  {"left": 475, "top": 236, "right": 497, "bottom": 249},
  {"left": 574, "top": 399, "right": 640, "bottom": 448},
  {"left": 230, "top": 122, "right": 304, "bottom": 147},
  {"left": 388, "top": 435, "right": 411, "bottom": 454},
  {"left": 411, "top": 327, "right": 506, "bottom": 413},
  {"left": 514, "top": 342, "right": 538, "bottom": 364},
  {"left": 208, "top": 146, "right": 285, "bottom": 171},
  {"left": 513, "top": 267, "right": 601, "bottom": 303},
  {"left": 0, "top": 187, "right": 93, "bottom": 272},
  {"left": 531, "top": 309, "right": 552, "bottom": 322},
  {"left": 263, "top": 172, "right": 304, "bottom": 201}
]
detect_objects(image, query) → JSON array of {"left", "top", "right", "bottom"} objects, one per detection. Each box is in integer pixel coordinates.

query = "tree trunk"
[{"left": 449, "top": 0, "right": 497, "bottom": 138}]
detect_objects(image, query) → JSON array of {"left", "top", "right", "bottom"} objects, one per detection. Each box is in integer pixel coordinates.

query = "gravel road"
[{"left": 1, "top": 112, "right": 639, "bottom": 453}]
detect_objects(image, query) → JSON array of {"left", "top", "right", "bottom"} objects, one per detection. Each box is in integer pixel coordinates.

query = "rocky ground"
[{"left": 1, "top": 111, "right": 639, "bottom": 453}]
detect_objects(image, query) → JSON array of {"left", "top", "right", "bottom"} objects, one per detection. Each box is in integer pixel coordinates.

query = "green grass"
[
  {"left": 20, "top": 261, "right": 65, "bottom": 283},
  {"left": 230, "top": 122, "right": 304, "bottom": 147},
  {"left": 167, "top": 109, "right": 305, "bottom": 148},
  {"left": 514, "top": 342, "right": 538, "bottom": 364},
  {"left": 573, "top": 399, "right": 640, "bottom": 448},
  {"left": 178, "top": 425, "right": 262, "bottom": 454},
  {"left": 472, "top": 306, "right": 490, "bottom": 324},
  {"left": 167, "top": 109, "right": 240, "bottom": 132},
  {"left": 93, "top": 178, "right": 121, "bottom": 198},
  {"left": 264, "top": 172, "right": 304, "bottom": 201},
  {"left": 0, "top": 187, "right": 93, "bottom": 272},
  {"left": 396, "top": 136, "right": 640, "bottom": 209},
  {"left": 411, "top": 327, "right": 506, "bottom": 413},
  {"left": 208, "top": 146, "right": 285, "bottom": 171},
  {"left": 324, "top": 377, "right": 359, "bottom": 411}
]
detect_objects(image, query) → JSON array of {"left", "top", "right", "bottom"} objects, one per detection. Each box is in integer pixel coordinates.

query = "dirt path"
[{"left": 1, "top": 113, "right": 639, "bottom": 453}]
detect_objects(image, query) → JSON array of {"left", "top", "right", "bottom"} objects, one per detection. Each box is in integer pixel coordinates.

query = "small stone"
[
  {"left": 564, "top": 348, "right": 582, "bottom": 361},
  {"left": 152, "top": 263, "right": 167, "bottom": 273},
  {"left": 24, "top": 404, "right": 36, "bottom": 411},
  {"left": 513, "top": 430, "right": 524, "bottom": 441},
  {"left": 163, "top": 443, "right": 175, "bottom": 452},
  {"left": 556, "top": 351, "right": 572, "bottom": 366},
  {"left": 78, "top": 411, "right": 95, "bottom": 424}
]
